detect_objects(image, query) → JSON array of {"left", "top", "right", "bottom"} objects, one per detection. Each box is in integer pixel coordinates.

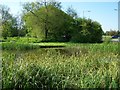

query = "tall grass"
[
  {"left": 2, "top": 43, "right": 120, "bottom": 89},
  {"left": 67, "top": 43, "right": 119, "bottom": 54},
  {"left": 1, "top": 42, "right": 39, "bottom": 50}
]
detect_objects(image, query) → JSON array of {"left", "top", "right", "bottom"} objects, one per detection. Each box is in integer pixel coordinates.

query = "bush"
[{"left": 71, "top": 18, "right": 103, "bottom": 43}]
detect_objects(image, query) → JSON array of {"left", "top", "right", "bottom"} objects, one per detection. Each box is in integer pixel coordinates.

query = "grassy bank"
[{"left": 2, "top": 42, "right": 120, "bottom": 89}]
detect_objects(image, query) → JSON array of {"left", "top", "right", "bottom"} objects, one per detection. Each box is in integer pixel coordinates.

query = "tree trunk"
[
  {"left": 44, "top": 0, "right": 48, "bottom": 40},
  {"left": 45, "top": 24, "right": 48, "bottom": 40}
]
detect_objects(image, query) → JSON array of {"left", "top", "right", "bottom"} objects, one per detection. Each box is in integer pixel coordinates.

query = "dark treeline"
[
  {"left": 0, "top": 0, "right": 104, "bottom": 43},
  {"left": 105, "top": 29, "right": 120, "bottom": 36}
]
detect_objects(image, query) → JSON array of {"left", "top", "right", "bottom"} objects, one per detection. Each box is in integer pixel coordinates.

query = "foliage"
[
  {"left": 105, "top": 30, "right": 119, "bottom": 36},
  {"left": 47, "top": 0, "right": 62, "bottom": 9},
  {"left": 2, "top": 43, "right": 120, "bottom": 89},
  {"left": 23, "top": 3, "right": 103, "bottom": 43},
  {"left": 0, "top": 5, "right": 28, "bottom": 39},
  {"left": 66, "top": 6, "right": 78, "bottom": 19},
  {"left": 1, "top": 42, "right": 39, "bottom": 50},
  {"left": 0, "top": 5, "right": 19, "bottom": 38},
  {"left": 71, "top": 18, "right": 103, "bottom": 43},
  {"left": 1, "top": 0, "right": 103, "bottom": 43},
  {"left": 22, "top": 1, "right": 73, "bottom": 42}
]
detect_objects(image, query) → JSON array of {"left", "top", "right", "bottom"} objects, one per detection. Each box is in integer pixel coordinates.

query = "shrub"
[{"left": 71, "top": 18, "right": 103, "bottom": 43}]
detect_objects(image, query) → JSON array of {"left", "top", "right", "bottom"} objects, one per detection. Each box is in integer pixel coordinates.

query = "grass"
[
  {"left": 2, "top": 41, "right": 120, "bottom": 89},
  {"left": 2, "top": 37, "right": 41, "bottom": 43},
  {"left": 1, "top": 42, "right": 39, "bottom": 50},
  {"left": 0, "top": 37, "right": 66, "bottom": 50}
]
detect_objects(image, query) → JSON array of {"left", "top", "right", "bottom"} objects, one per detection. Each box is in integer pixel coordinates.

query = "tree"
[
  {"left": 66, "top": 6, "right": 78, "bottom": 19},
  {"left": 71, "top": 18, "right": 103, "bottom": 43},
  {"left": 89, "top": 20, "right": 103, "bottom": 42},
  {"left": 105, "top": 30, "right": 118, "bottom": 36},
  {"left": 47, "top": 0, "right": 62, "bottom": 9},
  {"left": 22, "top": 1, "right": 103, "bottom": 43},
  {"left": 22, "top": 1, "right": 73, "bottom": 42},
  {"left": 0, "top": 5, "right": 18, "bottom": 38},
  {"left": 15, "top": 15, "right": 28, "bottom": 37}
]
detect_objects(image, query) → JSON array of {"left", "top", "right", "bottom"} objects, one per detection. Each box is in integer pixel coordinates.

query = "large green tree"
[
  {"left": 22, "top": 1, "right": 73, "bottom": 41},
  {"left": 22, "top": 0, "right": 103, "bottom": 43}
]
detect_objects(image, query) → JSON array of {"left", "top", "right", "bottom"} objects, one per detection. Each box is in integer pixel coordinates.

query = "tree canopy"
[
  {"left": 70, "top": 18, "right": 103, "bottom": 43},
  {"left": 22, "top": 1, "right": 74, "bottom": 42},
  {"left": 0, "top": 5, "right": 27, "bottom": 38},
  {"left": 1, "top": 0, "right": 103, "bottom": 43},
  {"left": 0, "top": 5, "right": 15, "bottom": 38}
]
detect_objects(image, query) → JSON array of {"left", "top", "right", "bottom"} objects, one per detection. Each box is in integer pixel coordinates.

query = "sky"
[{"left": 0, "top": 0, "right": 119, "bottom": 32}]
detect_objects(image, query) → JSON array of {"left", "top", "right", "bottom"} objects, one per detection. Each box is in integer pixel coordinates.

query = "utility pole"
[{"left": 114, "top": 8, "right": 120, "bottom": 42}]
